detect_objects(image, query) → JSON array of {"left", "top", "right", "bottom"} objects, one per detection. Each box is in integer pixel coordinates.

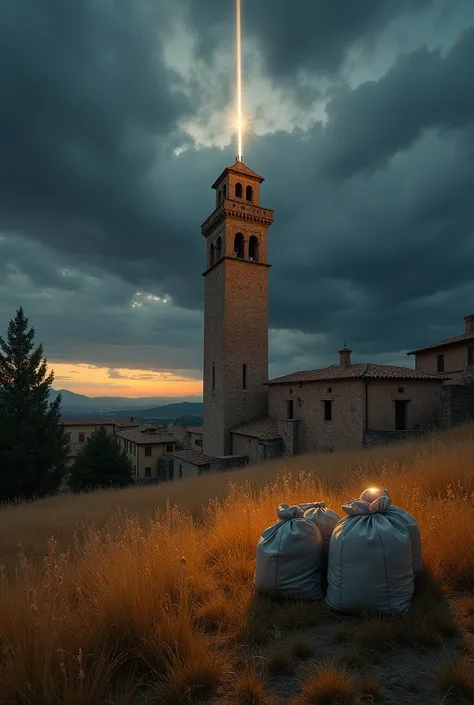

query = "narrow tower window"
[
  {"left": 218, "top": 190, "right": 222, "bottom": 204},
  {"left": 234, "top": 233, "right": 244, "bottom": 258},
  {"left": 235, "top": 182, "right": 243, "bottom": 198},
  {"left": 246, "top": 185, "right": 253, "bottom": 202},
  {"left": 242, "top": 364, "right": 247, "bottom": 390},
  {"left": 248, "top": 235, "right": 259, "bottom": 261},
  {"left": 208, "top": 242, "right": 215, "bottom": 268},
  {"left": 222, "top": 184, "right": 226, "bottom": 198},
  {"left": 212, "top": 364, "right": 216, "bottom": 391},
  {"left": 215, "top": 236, "right": 222, "bottom": 260}
]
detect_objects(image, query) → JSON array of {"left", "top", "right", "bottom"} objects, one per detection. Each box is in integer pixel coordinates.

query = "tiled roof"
[
  {"left": 266, "top": 363, "right": 449, "bottom": 385},
  {"left": 62, "top": 418, "right": 116, "bottom": 426},
  {"left": 172, "top": 449, "right": 212, "bottom": 466},
  {"left": 115, "top": 426, "right": 177, "bottom": 445},
  {"left": 230, "top": 418, "right": 282, "bottom": 441},
  {"left": 407, "top": 331, "right": 474, "bottom": 354},
  {"left": 185, "top": 426, "right": 203, "bottom": 433},
  {"left": 113, "top": 419, "right": 142, "bottom": 428}
]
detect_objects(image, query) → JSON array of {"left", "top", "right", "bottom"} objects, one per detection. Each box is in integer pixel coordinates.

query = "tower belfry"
[{"left": 202, "top": 159, "right": 274, "bottom": 458}]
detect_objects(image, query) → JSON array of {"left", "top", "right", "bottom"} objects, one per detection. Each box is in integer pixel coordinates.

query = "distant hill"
[
  {"left": 50, "top": 388, "right": 202, "bottom": 412},
  {"left": 111, "top": 402, "right": 203, "bottom": 419}
]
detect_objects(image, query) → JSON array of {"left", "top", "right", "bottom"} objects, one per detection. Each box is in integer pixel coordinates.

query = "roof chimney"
[
  {"left": 464, "top": 315, "right": 474, "bottom": 334},
  {"left": 338, "top": 346, "right": 352, "bottom": 368}
]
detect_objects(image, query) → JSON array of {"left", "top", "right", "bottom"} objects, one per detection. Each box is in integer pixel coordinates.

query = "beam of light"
[{"left": 236, "top": 0, "right": 243, "bottom": 161}]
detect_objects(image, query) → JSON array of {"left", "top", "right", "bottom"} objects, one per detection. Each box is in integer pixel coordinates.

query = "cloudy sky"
[{"left": 1, "top": 0, "right": 474, "bottom": 398}]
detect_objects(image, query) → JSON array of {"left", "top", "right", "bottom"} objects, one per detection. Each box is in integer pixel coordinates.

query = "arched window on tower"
[
  {"left": 246, "top": 185, "right": 253, "bottom": 202},
  {"left": 209, "top": 242, "right": 215, "bottom": 268},
  {"left": 215, "top": 236, "right": 222, "bottom": 260},
  {"left": 248, "top": 235, "right": 259, "bottom": 262},
  {"left": 234, "top": 233, "right": 244, "bottom": 258},
  {"left": 235, "top": 182, "right": 243, "bottom": 198},
  {"left": 242, "top": 364, "right": 247, "bottom": 390}
]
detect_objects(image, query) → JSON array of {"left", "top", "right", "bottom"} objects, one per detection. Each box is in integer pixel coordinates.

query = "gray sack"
[
  {"left": 254, "top": 504, "right": 323, "bottom": 600},
  {"left": 300, "top": 501, "right": 340, "bottom": 550},
  {"left": 326, "top": 495, "right": 414, "bottom": 614},
  {"left": 359, "top": 488, "right": 423, "bottom": 576}
]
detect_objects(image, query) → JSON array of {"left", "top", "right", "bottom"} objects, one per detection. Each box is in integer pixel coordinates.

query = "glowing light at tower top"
[{"left": 236, "top": 0, "right": 243, "bottom": 161}]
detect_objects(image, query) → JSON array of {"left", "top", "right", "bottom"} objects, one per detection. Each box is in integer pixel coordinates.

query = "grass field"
[{"left": 0, "top": 424, "right": 474, "bottom": 704}]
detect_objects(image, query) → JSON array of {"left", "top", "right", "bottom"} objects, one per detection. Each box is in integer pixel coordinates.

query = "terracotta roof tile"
[
  {"left": 185, "top": 426, "right": 203, "bottom": 433},
  {"left": 407, "top": 331, "right": 474, "bottom": 354},
  {"left": 115, "top": 426, "right": 177, "bottom": 445},
  {"left": 266, "top": 363, "right": 449, "bottom": 385},
  {"left": 171, "top": 449, "right": 212, "bottom": 466},
  {"left": 230, "top": 418, "right": 281, "bottom": 441},
  {"left": 62, "top": 418, "right": 116, "bottom": 426}
]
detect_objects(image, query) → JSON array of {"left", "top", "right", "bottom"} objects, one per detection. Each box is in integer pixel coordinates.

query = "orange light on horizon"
[{"left": 48, "top": 362, "right": 203, "bottom": 398}]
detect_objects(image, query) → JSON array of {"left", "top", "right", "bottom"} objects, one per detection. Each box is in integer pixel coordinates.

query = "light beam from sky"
[{"left": 236, "top": 0, "right": 243, "bottom": 161}]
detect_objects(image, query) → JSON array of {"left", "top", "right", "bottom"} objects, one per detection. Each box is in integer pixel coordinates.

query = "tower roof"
[{"left": 211, "top": 159, "right": 265, "bottom": 189}]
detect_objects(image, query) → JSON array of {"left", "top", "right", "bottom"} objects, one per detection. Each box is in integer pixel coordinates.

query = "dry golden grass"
[
  {"left": 437, "top": 657, "right": 474, "bottom": 702},
  {"left": 297, "top": 661, "right": 356, "bottom": 704},
  {"left": 0, "top": 423, "right": 473, "bottom": 703}
]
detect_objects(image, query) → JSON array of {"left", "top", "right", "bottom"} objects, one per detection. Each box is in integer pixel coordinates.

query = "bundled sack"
[
  {"left": 326, "top": 494, "right": 414, "bottom": 614},
  {"left": 255, "top": 504, "right": 323, "bottom": 600},
  {"left": 359, "top": 487, "right": 423, "bottom": 576},
  {"left": 299, "top": 501, "right": 340, "bottom": 550}
]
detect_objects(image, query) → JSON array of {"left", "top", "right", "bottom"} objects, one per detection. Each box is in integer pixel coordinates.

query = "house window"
[
  {"left": 166, "top": 444, "right": 173, "bottom": 453},
  {"left": 287, "top": 400, "right": 294, "bottom": 419},
  {"left": 64, "top": 433, "right": 71, "bottom": 443},
  {"left": 78, "top": 433, "right": 85, "bottom": 443},
  {"left": 145, "top": 446, "right": 152, "bottom": 457},
  {"left": 212, "top": 364, "right": 216, "bottom": 391},
  {"left": 195, "top": 439, "right": 202, "bottom": 447},
  {"left": 324, "top": 400, "right": 332, "bottom": 422},
  {"left": 133, "top": 445, "right": 136, "bottom": 455},
  {"left": 326, "top": 387, "right": 332, "bottom": 394},
  {"left": 144, "top": 467, "right": 152, "bottom": 478},
  {"left": 437, "top": 354, "right": 445, "bottom": 373},
  {"left": 179, "top": 464, "right": 183, "bottom": 478},
  {"left": 468, "top": 345, "right": 474, "bottom": 365},
  {"left": 398, "top": 387, "right": 405, "bottom": 394},
  {"left": 242, "top": 363, "right": 247, "bottom": 390}
]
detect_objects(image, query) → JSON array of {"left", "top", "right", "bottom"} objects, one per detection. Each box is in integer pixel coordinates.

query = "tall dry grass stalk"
[{"left": 0, "top": 424, "right": 473, "bottom": 703}]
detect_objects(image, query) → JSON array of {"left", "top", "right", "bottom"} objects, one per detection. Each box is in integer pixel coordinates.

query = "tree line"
[{"left": 0, "top": 308, "right": 134, "bottom": 503}]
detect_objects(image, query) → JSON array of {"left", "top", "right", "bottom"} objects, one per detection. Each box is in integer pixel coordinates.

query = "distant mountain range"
[{"left": 50, "top": 388, "right": 202, "bottom": 411}]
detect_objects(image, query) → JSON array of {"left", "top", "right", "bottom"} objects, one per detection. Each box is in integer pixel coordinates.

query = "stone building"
[
  {"left": 407, "top": 314, "right": 474, "bottom": 427},
  {"left": 115, "top": 425, "right": 177, "bottom": 480},
  {"left": 62, "top": 417, "right": 140, "bottom": 467}
]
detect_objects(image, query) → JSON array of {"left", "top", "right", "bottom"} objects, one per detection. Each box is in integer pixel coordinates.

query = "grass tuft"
[
  {"left": 437, "top": 657, "right": 474, "bottom": 702},
  {"left": 298, "top": 661, "right": 356, "bottom": 704}
]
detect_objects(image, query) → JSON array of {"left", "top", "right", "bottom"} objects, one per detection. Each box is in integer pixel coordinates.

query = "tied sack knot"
[
  {"left": 342, "top": 495, "right": 392, "bottom": 516},
  {"left": 299, "top": 501, "right": 326, "bottom": 512},
  {"left": 277, "top": 504, "right": 304, "bottom": 520}
]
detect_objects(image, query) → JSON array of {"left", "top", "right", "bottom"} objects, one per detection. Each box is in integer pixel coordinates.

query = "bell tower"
[{"left": 202, "top": 159, "right": 274, "bottom": 458}]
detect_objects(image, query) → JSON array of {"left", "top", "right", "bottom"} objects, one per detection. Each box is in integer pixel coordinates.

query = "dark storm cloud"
[
  {"left": 183, "top": 0, "right": 434, "bottom": 81},
  {"left": 1, "top": 0, "right": 474, "bottom": 377},
  {"left": 321, "top": 27, "right": 474, "bottom": 178}
]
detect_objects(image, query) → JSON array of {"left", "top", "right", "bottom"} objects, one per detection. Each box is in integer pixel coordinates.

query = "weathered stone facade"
[
  {"left": 364, "top": 429, "right": 428, "bottom": 446},
  {"left": 440, "top": 382, "right": 474, "bottom": 427}
]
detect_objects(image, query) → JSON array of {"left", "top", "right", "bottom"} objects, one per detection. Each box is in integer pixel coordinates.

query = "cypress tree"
[
  {"left": 69, "top": 426, "right": 134, "bottom": 491},
  {"left": 0, "top": 307, "right": 67, "bottom": 502}
]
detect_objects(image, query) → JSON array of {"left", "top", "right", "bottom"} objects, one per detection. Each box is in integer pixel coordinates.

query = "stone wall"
[
  {"left": 211, "top": 454, "right": 249, "bottom": 471},
  {"left": 440, "top": 383, "right": 474, "bottom": 427},
  {"left": 364, "top": 429, "right": 429, "bottom": 447},
  {"left": 278, "top": 419, "right": 300, "bottom": 457}
]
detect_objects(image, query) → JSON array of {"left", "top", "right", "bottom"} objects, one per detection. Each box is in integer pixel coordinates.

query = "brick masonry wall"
[
  {"left": 366, "top": 379, "right": 443, "bottom": 430},
  {"left": 268, "top": 379, "right": 366, "bottom": 454}
]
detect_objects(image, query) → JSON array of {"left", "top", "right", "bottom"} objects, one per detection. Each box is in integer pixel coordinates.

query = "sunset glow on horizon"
[{"left": 49, "top": 362, "right": 203, "bottom": 398}]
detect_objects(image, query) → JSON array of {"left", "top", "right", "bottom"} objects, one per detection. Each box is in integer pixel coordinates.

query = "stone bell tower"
[{"left": 202, "top": 159, "right": 274, "bottom": 458}]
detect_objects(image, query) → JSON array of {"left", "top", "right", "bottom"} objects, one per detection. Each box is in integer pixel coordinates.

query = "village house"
[
  {"left": 62, "top": 417, "right": 141, "bottom": 467},
  {"left": 114, "top": 425, "right": 177, "bottom": 480},
  {"left": 407, "top": 314, "right": 474, "bottom": 382}
]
